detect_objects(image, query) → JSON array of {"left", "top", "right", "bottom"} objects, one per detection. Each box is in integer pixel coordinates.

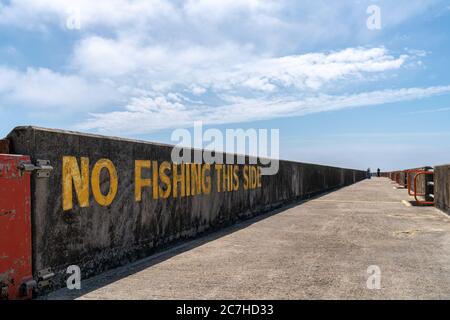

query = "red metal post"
[
  {"left": 0, "top": 154, "right": 33, "bottom": 300},
  {"left": 406, "top": 169, "right": 425, "bottom": 196}
]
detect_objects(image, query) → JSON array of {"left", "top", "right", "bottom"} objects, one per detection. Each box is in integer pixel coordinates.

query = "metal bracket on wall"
[
  {"left": 18, "top": 159, "right": 53, "bottom": 178},
  {"left": 37, "top": 268, "right": 55, "bottom": 289}
]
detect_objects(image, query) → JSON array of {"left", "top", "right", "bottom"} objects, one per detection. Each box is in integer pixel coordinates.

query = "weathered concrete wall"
[
  {"left": 434, "top": 164, "right": 450, "bottom": 214},
  {"left": 7, "top": 126, "right": 366, "bottom": 293},
  {"left": 398, "top": 171, "right": 407, "bottom": 187}
]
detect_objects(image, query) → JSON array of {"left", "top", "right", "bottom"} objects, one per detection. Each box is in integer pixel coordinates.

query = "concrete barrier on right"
[{"left": 434, "top": 164, "right": 450, "bottom": 214}]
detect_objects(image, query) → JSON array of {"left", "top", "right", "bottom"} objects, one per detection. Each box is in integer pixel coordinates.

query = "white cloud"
[
  {"left": 218, "top": 47, "right": 407, "bottom": 92},
  {"left": 0, "top": 42, "right": 430, "bottom": 129},
  {"left": 0, "top": 0, "right": 177, "bottom": 30},
  {"left": 0, "top": 0, "right": 448, "bottom": 136},
  {"left": 0, "top": 1, "right": 443, "bottom": 50},
  {"left": 191, "top": 86, "right": 207, "bottom": 96},
  {"left": 406, "top": 107, "right": 450, "bottom": 115},
  {"left": 71, "top": 39, "right": 409, "bottom": 94},
  {"left": 65, "top": 43, "right": 420, "bottom": 134},
  {"left": 183, "top": 0, "right": 280, "bottom": 22},
  {"left": 72, "top": 36, "right": 252, "bottom": 81},
  {"left": 0, "top": 0, "right": 279, "bottom": 29},
  {"left": 77, "top": 85, "right": 450, "bottom": 134}
]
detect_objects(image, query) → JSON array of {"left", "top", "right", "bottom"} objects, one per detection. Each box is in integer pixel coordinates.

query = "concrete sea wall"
[
  {"left": 7, "top": 126, "right": 366, "bottom": 293},
  {"left": 434, "top": 164, "right": 450, "bottom": 214}
]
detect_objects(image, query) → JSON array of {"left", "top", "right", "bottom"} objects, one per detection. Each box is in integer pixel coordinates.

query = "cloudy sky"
[{"left": 1, "top": 0, "right": 450, "bottom": 170}]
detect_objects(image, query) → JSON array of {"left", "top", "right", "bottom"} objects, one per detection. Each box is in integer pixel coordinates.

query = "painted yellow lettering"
[
  {"left": 172, "top": 163, "right": 185, "bottom": 197},
  {"left": 215, "top": 164, "right": 223, "bottom": 192},
  {"left": 243, "top": 165, "right": 249, "bottom": 190},
  {"left": 135, "top": 160, "right": 151, "bottom": 202},
  {"left": 159, "top": 161, "right": 172, "bottom": 199},
  {"left": 191, "top": 164, "right": 202, "bottom": 196},
  {"left": 233, "top": 165, "right": 239, "bottom": 191},
  {"left": 257, "top": 166, "right": 262, "bottom": 188},
  {"left": 62, "top": 156, "right": 89, "bottom": 211},
  {"left": 152, "top": 161, "right": 159, "bottom": 199},
  {"left": 91, "top": 159, "right": 118, "bottom": 206},
  {"left": 185, "top": 163, "right": 191, "bottom": 197},
  {"left": 250, "top": 166, "right": 257, "bottom": 189},
  {"left": 202, "top": 164, "right": 211, "bottom": 194}
]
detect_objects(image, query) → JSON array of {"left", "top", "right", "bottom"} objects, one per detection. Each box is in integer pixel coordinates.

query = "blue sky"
[{"left": 1, "top": 0, "right": 450, "bottom": 171}]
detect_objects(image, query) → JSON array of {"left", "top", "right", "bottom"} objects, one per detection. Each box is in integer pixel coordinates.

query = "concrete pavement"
[{"left": 45, "top": 178, "right": 450, "bottom": 299}]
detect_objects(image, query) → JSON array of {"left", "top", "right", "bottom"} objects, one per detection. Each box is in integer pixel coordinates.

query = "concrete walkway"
[{"left": 46, "top": 178, "right": 450, "bottom": 299}]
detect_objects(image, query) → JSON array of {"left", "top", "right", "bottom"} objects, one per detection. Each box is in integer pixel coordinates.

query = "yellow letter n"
[{"left": 63, "top": 156, "right": 89, "bottom": 211}]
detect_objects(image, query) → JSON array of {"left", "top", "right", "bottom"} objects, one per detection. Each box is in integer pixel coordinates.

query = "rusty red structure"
[
  {"left": 406, "top": 169, "right": 424, "bottom": 196},
  {"left": 386, "top": 167, "right": 435, "bottom": 206},
  {"left": 413, "top": 171, "right": 435, "bottom": 205},
  {"left": 0, "top": 154, "right": 34, "bottom": 300}
]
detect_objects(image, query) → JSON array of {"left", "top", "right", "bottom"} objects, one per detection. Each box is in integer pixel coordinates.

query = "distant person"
[
  {"left": 367, "top": 168, "right": 371, "bottom": 179},
  {"left": 377, "top": 168, "right": 381, "bottom": 177}
]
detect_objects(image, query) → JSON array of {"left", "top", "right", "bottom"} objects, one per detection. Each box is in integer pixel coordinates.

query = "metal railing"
[
  {"left": 406, "top": 169, "right": 424, "bottom": 196},
  {"left": 413, "top": 170, "right": 434, "bottom": 205},
  {"left": 388, "top": 168, "right": 434, "bottom": 206}
]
